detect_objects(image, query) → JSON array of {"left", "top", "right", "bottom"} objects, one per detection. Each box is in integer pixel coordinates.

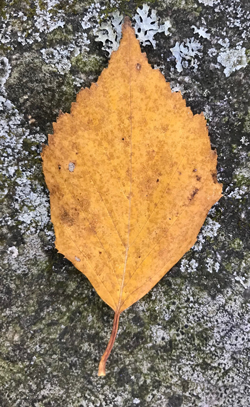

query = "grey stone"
[{"left": 0, "top": 1, "right": 250, "bottom": 406}]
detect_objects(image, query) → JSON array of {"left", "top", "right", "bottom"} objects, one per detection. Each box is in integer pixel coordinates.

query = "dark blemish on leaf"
[
  {"left": 136, "top": 63, "right": 141, "bottom": 70},
  {"left": 122, "top": 138, "right": 124, "bottom": 140},
  {"left": 58, "top": 165, "right": 61, "bottom": 170},
  {"left": 169, "top": 218, "right": 171, "bottom": 220},
  {"left": 156, "top": 179, "right": 159, "bottom": 182},
  {"left": 99, "top": 251, "right": 102, "bottom": 255},
  {"left": 189, "top": 188, "right": 199, "bottom": 201},
  {"left": 211, "top": 172, "right": 217, "bottom": 183},
  {"left": 61, "top": 209, "right": 74, "bottom": 226},
  {"left": 196, "top": 175, "right": 201, "bottom": 181},
  {"left": 193, "top": 168, "right": 197, "bottom": 172}
]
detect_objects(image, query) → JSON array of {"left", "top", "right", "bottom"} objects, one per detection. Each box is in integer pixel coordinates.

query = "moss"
[
  {"left": 0, "top": 0, "right": 6, "bottom": 18},
  {"left": 243, "top": 108, "right": 250, "bottom": 133},
  {"left": 47, "top": 26, "right": 74, "bottom": 48},
  {"left": 230, "top": 238, "right": 243, "bottom": 251},
  {"left": 233, "top": 157, "right": 250, "bottom": 187},
  {"left": 4, "top": 0, "right": 89, "bottom": 19},
  {"left": 71, "top": 54, "right": 105, "bottom": 75},
  {"left": 234, "top": 174, "right": 250, "bottom": 188},
  {"left": 57, "top": 73, "right": 76, "bottom": 113},
  {"left": 49, "top": 0, "right": 93, "bottom": 15}
]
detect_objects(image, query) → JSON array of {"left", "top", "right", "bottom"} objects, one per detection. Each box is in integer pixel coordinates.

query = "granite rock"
[{"left": 0, "top": 1, "right": 250, "bottom": 406}]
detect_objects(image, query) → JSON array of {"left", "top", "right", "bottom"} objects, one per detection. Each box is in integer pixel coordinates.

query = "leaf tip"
[{"left": 123, "top": 16, "right": 131, "bottom": 28}]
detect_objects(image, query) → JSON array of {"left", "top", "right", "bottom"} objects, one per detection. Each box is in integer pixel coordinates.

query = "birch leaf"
[{"left": 41, "top": 18, "right": 222, "bottom": 376}]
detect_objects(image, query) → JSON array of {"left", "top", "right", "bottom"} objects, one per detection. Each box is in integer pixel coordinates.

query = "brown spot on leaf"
[
  {"left": 189, "top": 188, "right": 199, "bottom": 201},
  {"left": 211, "top": 172, "right": 217, "bottom": 183},
  {"left": 60, "top": 209, "right": 75, "bottom": 226}
]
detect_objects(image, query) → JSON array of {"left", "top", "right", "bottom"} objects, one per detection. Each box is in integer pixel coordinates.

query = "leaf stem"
[{"left": 98, "top": 311, "right": 120, "bottom": 376}]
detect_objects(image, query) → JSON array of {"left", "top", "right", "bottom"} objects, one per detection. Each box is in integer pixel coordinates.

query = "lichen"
[
  {"left": 87, "top": 5, "right": 172, "bottom": 55},
  {"left": 243, "top": 108, "right": 250, "bottom": 133},
  {"left": 170, "top": 38, "right": 203, "bottom": 72},
  {"left": 217, "top": 47, "right": 248, "bottom": 77}
]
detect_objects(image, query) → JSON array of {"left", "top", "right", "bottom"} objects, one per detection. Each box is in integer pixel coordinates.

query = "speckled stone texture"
[{"left": 0, "top": 1, "right": 249, "bottom": 406}]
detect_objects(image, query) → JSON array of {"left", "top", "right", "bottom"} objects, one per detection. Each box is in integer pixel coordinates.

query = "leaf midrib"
[{"left": 116, "top": 29, "right": 133, "bottom": 313}]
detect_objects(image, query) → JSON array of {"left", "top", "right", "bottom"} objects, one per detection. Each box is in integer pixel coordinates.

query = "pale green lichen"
[
  {"left": 217, "top": 47, "right": 248, "bottom": 77},
  {"left": 243, "top": 108, "right": 250, "bottom": 133},
  {"left": 230, "top": 238, "right": 243, "bottom": 251}
]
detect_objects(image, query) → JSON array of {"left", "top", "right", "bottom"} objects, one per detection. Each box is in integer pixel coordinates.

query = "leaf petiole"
[{"left": 98, "top": 311, "right": 120, "bottom": 376}]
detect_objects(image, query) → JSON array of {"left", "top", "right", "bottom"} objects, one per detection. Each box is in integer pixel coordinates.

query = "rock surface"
[{"left": 0, "top": 1, "right": 250, "bottom": 406}]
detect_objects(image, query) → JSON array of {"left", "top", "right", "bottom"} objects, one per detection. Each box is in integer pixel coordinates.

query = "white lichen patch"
[
  {"left": 198, "top": 0, "right": 219, "bottom": 6},
  {"left": 0, "top": 57, "right": 11, "bottom": 87},
  {"left": 34, "top": 0, "right": 66, "bottom": 34},
  {"left": 201, "top": 218, "right": 221, "bottom": 239},
  {"left": 0, "top": 0, "right": 70, "bottom": 47},
  {"left": 180, "top": 216, "right": 222, "bottom": 274},
  {"left": 180, "top": 258, "right": 199, "bottom": 273},
  {"left": 3, "top": 234, "right": 49, "bottom": 274},
  {"left": 40, "top": 32, "right": 90, "bottom": 76},
  {"left": 221, "top": 0, "right": 250, "bottom": 39},
  {"left": 226, "top": 186, "right": 248, "bottom": 199},
  {"left": 151, "top": 326, "right": 170, "bottom": 344},
  {"left": 41, "top": 46, "right": 72, "bottom": 74},
  {"left": 7, "top": 246, "right": 18, "bottom": 258},
  {"left": 234, "top": 275, "right": 247, "bottom": 289},
  {"left": 205, "top": 257, "right": 220, "bottom": 273},
  {"left": 14, "top": 177, "right": 50, "bottom": 233},
  {"left": 90, "top": 4, "right": 171, "bottom": 55},
  {"left": 0, "top": 75, "right": 50, "bottom": 235},
  {"left": 191, "top": 25, "right": 211, "bottom": 40},
  {"left": 217, "top": 46, "right": 248, "bottom": 77},
  {"left": 81, "top": 2, "right": 102, "bottom": 30},
  {"left": 240, "top": 136, "right": 249, "bottom": 145},
  {"left": 134, "top": 4, "right": 171, "bottom": 48},
  {"left": 93, "top": 11, "right": 123, "bottom": 55},
  {"left": 192, "top": 217, "right": 221, "bottom": 253},
  {"left": 170, "top": 38, "right": 202, "bottom": 72}
]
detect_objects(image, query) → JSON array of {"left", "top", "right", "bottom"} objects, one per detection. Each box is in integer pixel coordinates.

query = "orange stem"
[{"left": 98, "top": 311, "right": 120, "bottom": 376}]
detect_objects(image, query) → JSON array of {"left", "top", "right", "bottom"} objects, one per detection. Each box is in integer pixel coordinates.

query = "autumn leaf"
[{"left": 41, "top": 17, "right": 222, "bottom": 376}]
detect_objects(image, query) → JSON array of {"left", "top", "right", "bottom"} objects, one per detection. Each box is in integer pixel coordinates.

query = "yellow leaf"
[{"left": 42, "top": 17, "right": 222, "bottom": 376}]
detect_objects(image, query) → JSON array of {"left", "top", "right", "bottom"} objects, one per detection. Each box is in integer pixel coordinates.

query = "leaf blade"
[{"left": 42, "top": 18, "right": 222, "bottom": 374}]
